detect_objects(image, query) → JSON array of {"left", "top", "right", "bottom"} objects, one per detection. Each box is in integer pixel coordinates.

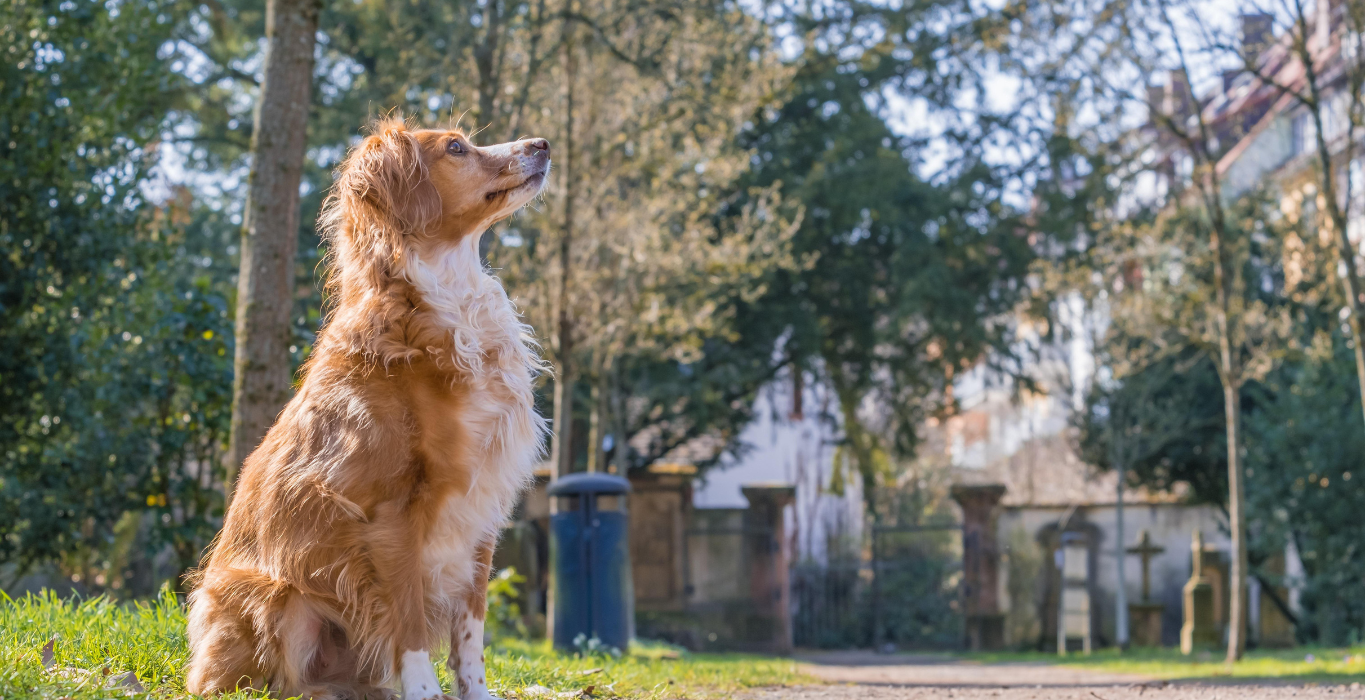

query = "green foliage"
[
  {"left": 1244, "top": 345, "right": 1365, "bottom": 645},
  {"left": 487, "top": 567, "right": 528, "bottom": 639},
  {"left": 732, "top": 49, "right": 1034, "bottom": 486},
  {"left": 1076, "top": 352, "right": 1230, "bottom": 505},
  {"left": 0, "top": 0, "right": 233, "bottom": 585},
  {"left": 1079, "top": 344, "right": 1365, "bottom": 643}
]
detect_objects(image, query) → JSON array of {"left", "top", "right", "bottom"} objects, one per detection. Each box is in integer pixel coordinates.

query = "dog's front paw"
[{"left": 400, "top": 650, "right": 450, "bottom": 700}]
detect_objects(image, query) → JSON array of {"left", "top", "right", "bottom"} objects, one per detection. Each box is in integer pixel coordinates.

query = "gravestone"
[
  {"left": 1036, "top": 515, "right": 1100, "bottom": 655},
  {"left": 1058, "top": 531, "right": 1092, "bottom": 655},
  {"left": 1126, "top": 530, "right": 1166, "bottom": 647},
  {"left": 1181, "top": 530, "right": 1219, "bottom": 654},
  {"left": 1256, "top": 551, "right": 1296, "bottom": 648},
  {"left": 1199, "top": 543, "right": 1229, "bottom": 634}
]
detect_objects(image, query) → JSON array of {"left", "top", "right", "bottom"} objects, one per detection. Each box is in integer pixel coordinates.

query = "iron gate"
[{"left": 792, "top": 522, "right": 963, "bottom": 649}]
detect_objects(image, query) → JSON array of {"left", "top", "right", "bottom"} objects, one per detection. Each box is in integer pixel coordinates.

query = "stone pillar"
[
  {"left": 951, "top": 484, "right": 1007, "bottom": 650},
  {"left": 742, "top": 484, "right": 796, "bottom": 655},
  {"left": 627, "top": 464, "right": 695, "bottom": 612}
]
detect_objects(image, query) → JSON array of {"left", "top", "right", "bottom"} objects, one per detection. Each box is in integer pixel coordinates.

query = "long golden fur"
[{"left": 185, "top": 117, "right": 551, "bottom": 700}]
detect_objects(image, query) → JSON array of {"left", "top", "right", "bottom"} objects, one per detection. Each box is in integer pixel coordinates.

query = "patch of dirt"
[{"left": 793, "top": 652, "right": 1151, "bottom": 687}]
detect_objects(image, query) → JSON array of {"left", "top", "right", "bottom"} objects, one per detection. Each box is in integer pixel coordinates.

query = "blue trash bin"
[{"left": 548, "top": 473, "right": 633, "bottom": 652}]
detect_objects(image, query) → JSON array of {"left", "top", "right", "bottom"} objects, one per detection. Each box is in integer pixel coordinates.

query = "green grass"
[
  {"left": 0, "top": 588, "right": 809, "bottom": 699},
  {"left": 962, "top": 646, "right": 1365, "bottom": 684}
]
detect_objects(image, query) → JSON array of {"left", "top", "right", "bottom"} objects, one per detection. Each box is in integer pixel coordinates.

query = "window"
[
  {"left": 1351, "top": 159, "right": 1364, "bottom": 216},
  {"left": 1293, "top": 111, "right": 1316, "bottom": 155}
]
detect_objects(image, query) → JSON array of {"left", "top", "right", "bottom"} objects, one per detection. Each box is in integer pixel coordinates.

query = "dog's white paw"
[{"left": 400, "top": 650, "right": 447, "bottom": 700}]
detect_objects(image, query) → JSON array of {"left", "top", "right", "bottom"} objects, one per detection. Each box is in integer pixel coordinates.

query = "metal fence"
[{"left": 793, "top": 523, "right": 964, "bottom": 649}]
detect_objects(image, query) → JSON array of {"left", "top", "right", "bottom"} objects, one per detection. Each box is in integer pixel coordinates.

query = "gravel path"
[
  {"left": 745, "top": 683, "right": 1364, "bottom": 699},
  {"left": 737, "top": 652, "right": 1365, "bottom": 700}
]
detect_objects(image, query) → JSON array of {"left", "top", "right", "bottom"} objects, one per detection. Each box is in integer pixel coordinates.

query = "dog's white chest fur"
[{"left": 404, "top": 238, "right": 548, "bottom": 593}]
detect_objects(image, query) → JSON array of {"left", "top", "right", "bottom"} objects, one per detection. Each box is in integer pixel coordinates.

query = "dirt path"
[
  {"left": 737, "top": 651, "right": 1365, "bottom": 699},
  {"left": 793, "top": 650, "right": 1154, "bottom": 687},
  {"left": 745, "top": 684, "right": 1363, "bottom": 699}
]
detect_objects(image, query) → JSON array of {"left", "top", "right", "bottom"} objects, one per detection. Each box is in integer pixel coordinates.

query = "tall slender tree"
[
  {"left": 1213, "top": 0, "right": 1365, "bottom": 432},
  {"left": 549, "top": 14, "right": 578, "bottom": 481},
  {"left": 225, "top": 0, "right": 321, "bottom": 496},
  {"left": 1103, "top": 6, "right": 1252, "bottom": 660}
]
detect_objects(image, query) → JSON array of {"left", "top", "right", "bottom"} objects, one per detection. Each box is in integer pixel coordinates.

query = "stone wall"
[{"left": 996, "top": 503, "right": 1228, "bottom": 649}]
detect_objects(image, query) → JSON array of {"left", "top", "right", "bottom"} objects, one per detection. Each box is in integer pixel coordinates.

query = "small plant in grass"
[
  {"left": 572, "top": 633, "right": 623, "bottom": 660},
  {"left": 488, "top": 567, "right": 528, "bottom": 638}
]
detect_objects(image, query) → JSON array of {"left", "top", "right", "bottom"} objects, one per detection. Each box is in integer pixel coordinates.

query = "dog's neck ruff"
[{"left": 402, "top": 235, "right": 542, "bottom": 382}]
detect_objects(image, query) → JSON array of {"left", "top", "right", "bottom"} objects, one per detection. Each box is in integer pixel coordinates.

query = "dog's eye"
[{"left": 446, "top": 139, "right": 465, "bottom": 155}]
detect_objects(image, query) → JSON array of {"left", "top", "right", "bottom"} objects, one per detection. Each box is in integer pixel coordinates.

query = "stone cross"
[{"left": 1126, "top": 529, "right": 1166, "bottom": 603}]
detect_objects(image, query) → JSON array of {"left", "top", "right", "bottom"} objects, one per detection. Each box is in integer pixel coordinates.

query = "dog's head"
[
  {"left": 325, "top": 117, "right": 550, "bottom": 249},
  {"left": 316, "top": 117, "right": 550, "bottom": 360},
  {"left": 418, "top": 125, "right": 551, "bottom": 237}
]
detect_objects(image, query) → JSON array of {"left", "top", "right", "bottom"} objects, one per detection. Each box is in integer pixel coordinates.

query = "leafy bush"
[
  {"left": 0, "top": 0, "right": 233, "bottom": 589},
  {"left": 487, "top": 567, "right": 528, "bottom": 638}
]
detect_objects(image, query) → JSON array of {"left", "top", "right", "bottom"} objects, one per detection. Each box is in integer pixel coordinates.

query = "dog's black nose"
[{"left": 527, "top": 138, "right": 550, "bottom": 154}]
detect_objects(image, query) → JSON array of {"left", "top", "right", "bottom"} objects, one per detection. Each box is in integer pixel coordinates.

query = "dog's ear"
[
  {"left": 332, "top": 119, "right": 441, "bottom": 235},
  {"left": 321, "top": 118, "right": 442, "bottom": 296}
]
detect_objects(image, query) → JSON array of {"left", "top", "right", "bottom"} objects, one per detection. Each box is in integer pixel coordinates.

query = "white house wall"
[{"left": 693, "top": 368, "right": 864, "bottom": 565}]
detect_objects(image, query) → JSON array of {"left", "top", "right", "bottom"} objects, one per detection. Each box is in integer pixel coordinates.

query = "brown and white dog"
[{"left": 185, "top": 118, "right": 550, "bottom": 700}]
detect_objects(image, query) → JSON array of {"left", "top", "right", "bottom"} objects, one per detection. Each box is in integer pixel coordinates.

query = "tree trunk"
[
  {"left": 1209, "top": 217, "right": 1247, "bottom": 663},
  {"left": 1222, "top": 373, "right": 1248, "bottom": 662},
  {"left": 1207, "top": 202, "right": 1247, "bottom": 666},
  {"left": 545, "top": 17, "right": 577, "bottom": 648},
  {"left": 549, "top": 21, "right": 577, "bottom": 482},
  {"left": 610, "top": 364, "right": 626, "bottom": 473},
  {"left": 504, "top": 0, "right": 550, "bottom": 142},
  {"left": 1155, "top": 4, "right": 1247, "bottom": 662},
  {"left": 225, "top": 0, "right": 319, "bottom": 500},
  {"left": 1115, "top": 458, "right": 1129, "bottom": 649},
  {"left": 586, "top": 370, "right": 610, "bottom": 473},
  {"left": 473, "top": 0, "right": 502, "bottom": 130}
]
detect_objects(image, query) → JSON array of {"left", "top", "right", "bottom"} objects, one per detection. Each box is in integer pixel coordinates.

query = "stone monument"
[
  {"left": 1126, "top": 529, "right": 1166, "bottom": 647},
  {"left": 1058, "top": 530, "right": 1092, "bottom": 655},
  {"left": 1181, "top": 530, "right": 1219, "bottom": 654}
]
